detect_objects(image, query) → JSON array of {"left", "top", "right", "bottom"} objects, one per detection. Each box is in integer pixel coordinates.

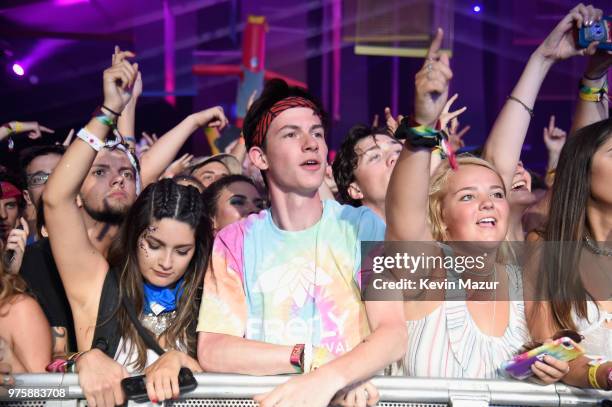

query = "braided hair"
[{"left": 108, "top": 179, "right": 212, "bottom": 370}]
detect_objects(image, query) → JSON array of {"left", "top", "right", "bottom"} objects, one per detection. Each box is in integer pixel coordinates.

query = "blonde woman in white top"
[{"left": 384, "top": 5, "right": 596, "bottom": 380}]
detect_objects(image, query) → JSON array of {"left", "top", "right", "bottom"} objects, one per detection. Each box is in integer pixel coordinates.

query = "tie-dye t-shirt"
[{"left": 197, "top": 199, "right": 385, "bottom": 356}]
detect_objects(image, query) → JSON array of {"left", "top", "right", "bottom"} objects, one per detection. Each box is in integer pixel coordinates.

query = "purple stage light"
[
  {"left": 55, "top": 0, "right": 89, "bottom": 5},
  {"left": 12, "top": 63, "right": 25, "bottom": 76},
  {"left": 473, "top": 5, "right": 482, "bottom": 13}
]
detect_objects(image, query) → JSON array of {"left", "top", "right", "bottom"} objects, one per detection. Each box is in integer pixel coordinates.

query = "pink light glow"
[
  {"left": 12, "top": 63, "right": 24, "bottom": 76},
  {"left": 55, "top": 0, "right": 89, "bottom": 5}
]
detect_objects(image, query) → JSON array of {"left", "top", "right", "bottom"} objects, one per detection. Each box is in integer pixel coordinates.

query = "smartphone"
[
  {"left": 578, "top": 17, "right": 612, "bottom": 51},
  {"left": 121, "top": 367, "right": 198, "bottom": 403},
  {"left": 502, "top": 337, "right": 585, "bottom": 380}
]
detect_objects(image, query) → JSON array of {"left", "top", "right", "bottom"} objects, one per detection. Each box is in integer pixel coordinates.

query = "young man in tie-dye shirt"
[{"left": 197, "top": 79, "right": 407, "bottom": 407}]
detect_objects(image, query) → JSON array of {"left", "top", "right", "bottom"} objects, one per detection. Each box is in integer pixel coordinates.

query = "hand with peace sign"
[
  {"left": 438, "top": 94, "right": 469, "bottom": 152},
  {"left": 414, "top": 28, "right": 453, "bottom": 127}
]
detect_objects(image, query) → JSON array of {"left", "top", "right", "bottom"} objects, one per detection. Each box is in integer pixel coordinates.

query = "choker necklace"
[{"left": 584, "top": 235, "right": 612, "bottom": 257}]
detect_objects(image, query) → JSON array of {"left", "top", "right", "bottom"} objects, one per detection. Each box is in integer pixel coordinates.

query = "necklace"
[
  {"left": 141, "top": 310, "right": 177, "bottom": 336},
  {"left": 584, "top": 235, "right": 612, "bottom": 257}
]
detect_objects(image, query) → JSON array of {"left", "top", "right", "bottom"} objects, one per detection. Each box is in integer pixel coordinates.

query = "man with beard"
[{"left": 20, "top": 146, "right": 138, "bottom": 357}]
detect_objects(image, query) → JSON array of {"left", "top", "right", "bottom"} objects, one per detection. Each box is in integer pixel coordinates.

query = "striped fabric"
[
  {"left": 252, "top": 96, "right": 319, "bottom": 147},
  {"left": 395, "top": 264, "right": 529, "bottom": 379}
]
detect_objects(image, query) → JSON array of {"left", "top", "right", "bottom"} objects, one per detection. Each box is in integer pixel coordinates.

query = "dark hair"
[
  {"left": 242, "top": 79, "right": 329, "bottom": 151},
  {"left": 172, "top": 174, "right": 205, "bottom": 193},
  {"left": 19, "top": 145, "right": 65, "bottom": 185},
  {"left": 541, "top": 118, "right": 612, "bottom": 330},
  {"left": 107, "top": 179, "right": 213, "bottom": 370},
  {"left": 332, "top": 125, "right": 389, "bottom": 206},
  {"left": 201, "top": 174, "right": 259, "bottom": 221}
]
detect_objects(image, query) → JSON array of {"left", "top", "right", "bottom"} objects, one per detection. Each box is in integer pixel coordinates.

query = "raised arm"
[
  {"left": 139, "top": 107, "right": 229, "bottom": 187},
  {"left": 571, "top": 50, "right": 611, "bottom": 133},
  {"left": 0, "top": 121, "right": 54, "bottom": 142},
  {"left": 386, "top": 28, "right": 451, "bottom": 241},
  {"left": 43, "top": 51, "right": 138, "bottom": 308},
  {"left": 482, "top": 4, "right": 601, "bottom": 191}
]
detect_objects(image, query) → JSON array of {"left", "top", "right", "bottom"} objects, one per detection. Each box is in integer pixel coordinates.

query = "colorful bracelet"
[
  {"left": 77, "top": 127, "right": 105, "bottom": 152},
  {"left": 123, "top": 135, "right": 136, "bottom": 144},
  {"left": 93, "top": 107, "right": 117, "bottom": 128},
  {"left": 507, "top": 95, "right": 534, "bottom": 118},
  {"left": 579, "top": 83, "right": 608, "bottom": 103}
]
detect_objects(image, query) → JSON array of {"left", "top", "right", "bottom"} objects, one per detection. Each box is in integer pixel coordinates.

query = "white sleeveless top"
[
  {"left": 395, "top": 264, "right": 529, "bottom": 378},
  {"left": 573, "top": 301, "right": 612, "bottom": 359},
  {"left": 114, "top": 337, "right": 161, "bottom": 374}
]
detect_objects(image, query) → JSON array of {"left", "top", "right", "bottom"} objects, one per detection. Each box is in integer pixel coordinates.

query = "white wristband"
[{"left": 77, "top": 127, "right": 105, "bottom": 152}]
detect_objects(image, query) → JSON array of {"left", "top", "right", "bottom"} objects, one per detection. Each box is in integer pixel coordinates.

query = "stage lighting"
[
  {"left": 12, "top": 63, "right": 24, "bottom": 76},
  {"left": 472, "top": 5, "right": 482, "bottom": 13}
]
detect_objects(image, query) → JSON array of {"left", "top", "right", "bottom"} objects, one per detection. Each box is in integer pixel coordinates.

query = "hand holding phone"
[
  {"left": 121, "top": 367, "right": 197, "bottom": 403},
  {"left": 579, "top": 17, "right": 612, "bottom": 51},
  {"left": 503, "top": 337, "right": 585, "bottom": 380}
]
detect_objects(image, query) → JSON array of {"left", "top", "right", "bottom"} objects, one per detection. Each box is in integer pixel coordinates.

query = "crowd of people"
[{"left": 0, "top": 3, "right": 611, "bottom": 406}]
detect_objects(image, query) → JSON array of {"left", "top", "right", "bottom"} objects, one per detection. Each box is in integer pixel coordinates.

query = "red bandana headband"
[
  {"left": 252, "top": 96, "right": 320, "bottom": 148},
  {"left": 0, "top": 182, "right": 22, "bottom": 200}
]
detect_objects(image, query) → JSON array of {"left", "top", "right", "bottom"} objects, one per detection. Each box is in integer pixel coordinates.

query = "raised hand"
[
  {"left": 103, "top": 49, "right": 139, "bottom": 114},
  {"left": 190, "top": 106, "right": 229, "bottom": 130},
  {"left": 162, "top": 153, "right": 194, "bottom": 179},
  {"left": 543, "top": 115, "right": 567, "bottom": 155},
  {"left": 537, "top": 4, "right": 602, "bottom": 61},
  {"left": 414, "top": 28, "right": 453, "bottom": 127},
  {"left": 438, "top": 94, "right": 469, "bottom": 151},
  {"left": 6, "top": 121, "right": 55, "bottom": 140},
  {"left": 384, "top": 107, "right": 404, "bottom": 135}
]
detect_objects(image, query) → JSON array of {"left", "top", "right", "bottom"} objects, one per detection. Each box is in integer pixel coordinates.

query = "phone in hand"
[
  {"left": 502, "top": 337, "right": 585, "bottom": 380},
  {"left": 578, "top": 17, "right": 612, "bottom": 51},
  {"left": 121, "top": 367, "right": 198, "bottom": 403}
]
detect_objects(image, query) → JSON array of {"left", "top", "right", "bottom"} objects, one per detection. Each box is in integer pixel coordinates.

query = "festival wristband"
[
  {"left": 588, "top": 361, "right": 602, "bottom": 389},
  {"left": 290, "top": 344, "right": 305, "bottom": 373},
  {"left": 77, "top": 127, "right": 105, "bottom": 152},
  {"left": 93, "top": 107, "right": 117, "bottom": 127},
  {"left": 579, "top": 83, "right": 608, "bottom": 103}
]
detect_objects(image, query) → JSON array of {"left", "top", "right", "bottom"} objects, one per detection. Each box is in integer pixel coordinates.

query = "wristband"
[
  {"left": 290, "top": 344, "right": 305, "bottom": 373},
  {"left": 93, "top": 107, "right": 117, "bottom": 127},
  {"left": 77, "top": 127, "right": 105, "bottom": 152},
  {"left": 123, "top": 135, "right": 136, "bottom": 144},
  {"left": 579, "top": 83, "right": 608, "bottom": 103},
  {"left": 588, "top": 361, "right": 602, "bottom": 389},
  {"left": 302, "top": 343, "right": 313, "bottom": 373},
  {"left": 14, "top": 121, "right": 23, "bottom": 133}
]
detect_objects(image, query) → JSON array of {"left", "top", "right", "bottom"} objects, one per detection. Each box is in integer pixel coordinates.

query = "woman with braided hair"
[
  {"left": 56, "top": 179, "right": 212, "bottom": 406},
  {"left": 43, "top": 51, "right": 216, "bottom": 407}
]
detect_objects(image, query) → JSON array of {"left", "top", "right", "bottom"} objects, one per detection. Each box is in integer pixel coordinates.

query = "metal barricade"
[{"left": 0, "top": 374, "right": 609, "bottom": 406}]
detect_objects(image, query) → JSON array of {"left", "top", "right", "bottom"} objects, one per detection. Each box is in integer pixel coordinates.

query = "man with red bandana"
[{"left": 197, "top": 79, "right": 407, "bottom": 407}]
